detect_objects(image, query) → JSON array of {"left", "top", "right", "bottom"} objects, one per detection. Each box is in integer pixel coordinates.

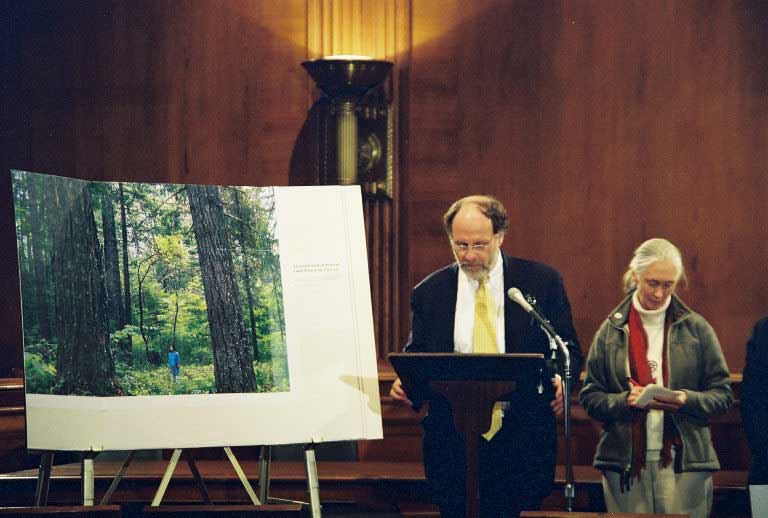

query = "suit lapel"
[
  {"left": 439, "top": 264, "right": 459, "bottom": 351},
  {"left": 503, "top": 255, "right": 534, "bottom": 353}
]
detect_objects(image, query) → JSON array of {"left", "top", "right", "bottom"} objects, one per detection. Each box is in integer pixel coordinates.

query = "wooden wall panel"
[{"left": 404, "top": 0, "right": 768, "bottom": 370}]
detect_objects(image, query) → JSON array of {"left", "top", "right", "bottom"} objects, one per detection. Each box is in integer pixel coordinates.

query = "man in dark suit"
[
  {"left": 390, "top": 195, "right": 582, "bottom": 518},
  {"left": 742, "top": 317, "right": 768, "bottom": 486}
]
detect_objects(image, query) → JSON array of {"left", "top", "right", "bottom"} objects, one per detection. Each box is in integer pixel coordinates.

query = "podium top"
[{"left": 388, "top": 352, "right": 545, "bottom": 382}]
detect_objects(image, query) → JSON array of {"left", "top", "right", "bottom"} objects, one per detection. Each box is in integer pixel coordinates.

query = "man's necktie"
[{"left": 473, "top": 276, "right": 503, "bottom": 440}]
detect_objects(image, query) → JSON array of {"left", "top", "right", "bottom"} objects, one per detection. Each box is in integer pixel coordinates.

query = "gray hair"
[{"left": 622, "top": 238, "right": 687, "bottom": 292}]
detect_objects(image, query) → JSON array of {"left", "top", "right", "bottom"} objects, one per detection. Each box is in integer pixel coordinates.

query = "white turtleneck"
[{"left": 632, "top": 290, "right": 671, "bottom": 457}]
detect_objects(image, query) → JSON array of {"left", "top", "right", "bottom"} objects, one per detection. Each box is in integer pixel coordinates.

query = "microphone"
[{"left": 507, "top": 287, "right": 558, "bottom": 338}]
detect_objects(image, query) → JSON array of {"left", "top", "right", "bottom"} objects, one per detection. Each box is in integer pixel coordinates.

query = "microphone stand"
[
  {"left": 509, "top": 288, "right": 575, "bottom": 510},
  {"left": 540, "top": 325, "right": 574, "bottom": 512}
]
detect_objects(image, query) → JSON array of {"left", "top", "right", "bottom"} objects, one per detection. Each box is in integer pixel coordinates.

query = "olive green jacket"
[{"left": 579, "top": 292, "right": 733, "bottom": 473}]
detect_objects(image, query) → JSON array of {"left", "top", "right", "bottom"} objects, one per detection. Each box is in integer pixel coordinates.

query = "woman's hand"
[
  {"left": 647, "top": 390, "right": 687, "bottom": 412},
  {"left": 627, "top": 383, "right": 687, "bottom": 412},
  {"left": 626, "top": 383, "right": 646, "bottom": 407}
]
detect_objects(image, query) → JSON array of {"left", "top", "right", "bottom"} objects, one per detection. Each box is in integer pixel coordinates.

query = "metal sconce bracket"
[{"left": 303, "top": 57, "right": 394, "bottom": 198}]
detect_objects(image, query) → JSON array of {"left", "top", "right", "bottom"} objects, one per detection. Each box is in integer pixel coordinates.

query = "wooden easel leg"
[
  {"left": 81, "top": 451, "right": 96, "bottom": 506},
  {"left": 259, "top": 445, "right": 272, "bottom": 504},
  {"left": 34, "top": 451, "right": 53, "bottom": 506},
  {"left": 100, "top": 450, "right": 136, "bottom": 504},
  {"left": 304, "top": 444, "right": 322, "bottom": 518},
  {"left": 184, "top": 449, "right": 211, "bottom": 504},
  {"left": 151, "top": 448, "right": 182, "bottom": 506},
  {"left": 223, "top": 446, "right": 260, "bottom": 505}
]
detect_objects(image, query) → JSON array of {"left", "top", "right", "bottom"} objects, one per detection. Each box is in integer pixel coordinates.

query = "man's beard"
[{"left": 460, "top": 262, "right": 490, "bottom": 281}]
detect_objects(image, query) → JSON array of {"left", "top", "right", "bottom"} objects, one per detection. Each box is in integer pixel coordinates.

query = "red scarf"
[{"left": 626, "top": 302, "right": 678, "bottom": 486}]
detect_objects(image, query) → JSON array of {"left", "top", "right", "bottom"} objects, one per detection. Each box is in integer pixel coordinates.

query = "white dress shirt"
[{"left": 453, "top": 249, "right": 505, "bottom": 353}]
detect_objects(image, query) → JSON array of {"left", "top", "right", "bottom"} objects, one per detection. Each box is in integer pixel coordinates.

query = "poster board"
[{"left": 11, "top": 171, "right": 381, "bottom": 450}]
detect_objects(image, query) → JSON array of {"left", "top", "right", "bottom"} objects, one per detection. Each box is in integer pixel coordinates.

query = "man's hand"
[
  {"left": 389, "top": 377, "right": 413, "bottom": 407},
  {"left": 646, "top": 390, "right": 687, "bottom": 412},
  {"left": 550, "top": 374, "right": 563, "bottom": 417}
]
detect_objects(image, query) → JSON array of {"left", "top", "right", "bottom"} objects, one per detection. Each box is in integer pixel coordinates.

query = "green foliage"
[
  {"left": 119, "top": 364, "right": 217, "bottom": 395},
  {"left": 111, "top": 325, "right": 141, "bottom": 344},
  {"left": 114, "top": 360, "right": 288, "bottom": 395},
  {"left": 181, "top": 337, "right": 214, "bottom": 364},
  {"left": 24, "top": 352, "right": 56, "bottom": 394},
  {"left": 257, "top": 341, "right": 289, "bottom": 392},
  {"left": 154, "top": 234, "right": 193, "bottom": 291},
  {"left": 22, "top": 332, "right": 288, "bottom": 396},
  {"left": 23, "top": 337, "right": 57, "bottom": 364}
]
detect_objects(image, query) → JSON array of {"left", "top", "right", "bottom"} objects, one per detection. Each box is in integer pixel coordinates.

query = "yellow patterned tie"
[{"left": 473, "top": 276, "right": 504, "bottom": 440}]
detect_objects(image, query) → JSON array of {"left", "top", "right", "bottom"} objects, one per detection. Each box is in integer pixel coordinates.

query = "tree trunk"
[
  {"left": 187, "top": 185, "right": 255, "bottom": 393},
  {"left": 40, "top": 178, "right": 55, "bottom": 340},
  {"left": 51, "top": 181, "right": 117, "bottom": 396},
  {"left": 27, "top": 174, "right": 53, "bottom": 340},
  {"left": 101, "top": 186, "right": 124, "bottom": 333},
  {"left": 261, "top": 194, "right": 286, "bottom": 340},
  {"left": 172, "top": 291, "right": 179, "bottom": 349},
  {"left": 118, "top": 183, "right": 133, "bottom": 365},
  {"left": 233, "top": 189, "right": 259, "bottom": 361},
  {"left": 136, "top": 253, "right": 158, "bottom": 360}
]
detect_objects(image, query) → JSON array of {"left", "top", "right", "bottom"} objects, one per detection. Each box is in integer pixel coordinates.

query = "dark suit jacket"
[
  {"left": 405, "top": 253, "right": 581, "bottom": 377},
  {"left": 743, "top": 317, "right": 768, "bottom": 485},
  {"left": 404, "top": 254, "right": 582, "bottom": 479}
]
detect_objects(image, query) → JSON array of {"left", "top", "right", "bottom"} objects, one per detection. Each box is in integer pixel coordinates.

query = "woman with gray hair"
[{"left": 580, "top": 238, "right": 733, "bottom": 518}]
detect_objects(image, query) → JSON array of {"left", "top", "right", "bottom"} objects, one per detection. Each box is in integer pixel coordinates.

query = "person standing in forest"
[{"left": 168, "top": 345, "right": 181, "bottom": 383}]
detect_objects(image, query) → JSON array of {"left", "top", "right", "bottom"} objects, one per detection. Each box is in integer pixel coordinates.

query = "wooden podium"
[{"left": 389, "top": 352, "right": 547, "bottom": 518}]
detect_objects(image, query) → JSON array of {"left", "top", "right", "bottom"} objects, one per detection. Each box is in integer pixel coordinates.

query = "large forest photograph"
[{"left": 12, "top": 171, "right": 288, "bottom": 397}]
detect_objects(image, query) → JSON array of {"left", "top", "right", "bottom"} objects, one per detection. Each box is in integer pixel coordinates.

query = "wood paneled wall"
[
  {"left": 404, "top": 0, "right": 768, "bottom": 369},
  {"left": 2, "top": 0, "right": 767, "bottom": 378}
]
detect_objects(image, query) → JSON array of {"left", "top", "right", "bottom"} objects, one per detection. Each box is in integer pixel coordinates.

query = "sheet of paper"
[
  {"left": 750, "top": 484, "right": 768, "bottom": 518},
  {"left": 633, "top": 383, "right": 678, "bottom": 408}
]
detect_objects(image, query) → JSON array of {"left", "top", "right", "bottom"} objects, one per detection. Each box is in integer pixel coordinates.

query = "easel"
[
  {"left": 256, "top": 445, "right": 322, "bottom": 517},
  {"left": 34, "top": 450, "right": 98, "bottom": 506},
  {"left": 34, "top": 451, "right": 53, "bottom": 506},
  {"left": 34, "top": 445, "right": 322, "bottom": 517}
]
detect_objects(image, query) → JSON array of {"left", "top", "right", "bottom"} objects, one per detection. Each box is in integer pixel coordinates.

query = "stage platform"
[{"left": 0, "top": 460, "right": 750, "bottom": 517}]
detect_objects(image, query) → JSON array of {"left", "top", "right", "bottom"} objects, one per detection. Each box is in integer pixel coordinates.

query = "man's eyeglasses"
[{"left": 451, "top": 241, "right": 491, "bottom": 254}]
